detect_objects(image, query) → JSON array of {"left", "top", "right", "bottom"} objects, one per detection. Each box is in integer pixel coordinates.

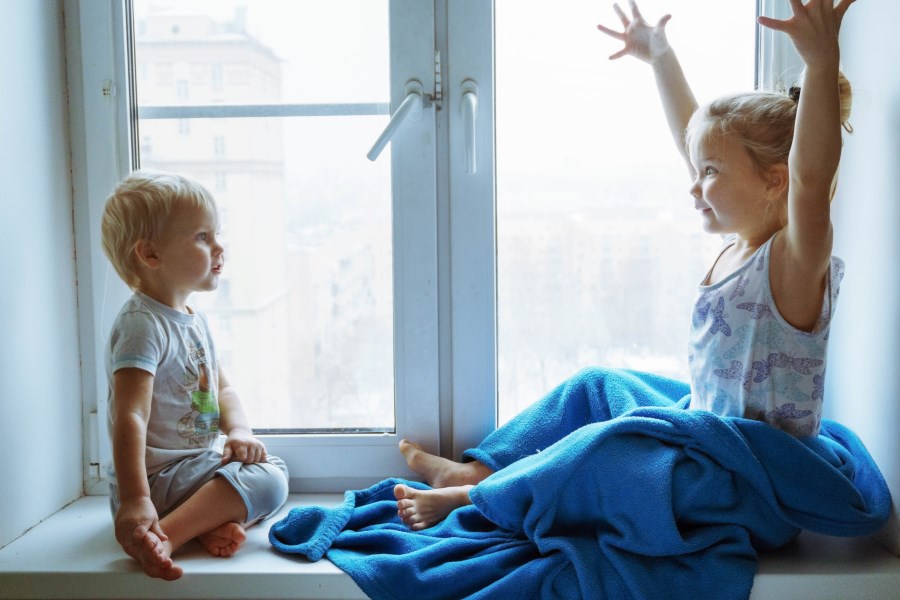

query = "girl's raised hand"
[
  {"left": 596, "top": 0, "right": 672, "bottom": 64},
  {"left": 757, "top": 0, "right": 856, "bottom": 65}
]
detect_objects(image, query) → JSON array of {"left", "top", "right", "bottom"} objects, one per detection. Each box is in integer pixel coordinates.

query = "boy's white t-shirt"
[
  {"left": 688, "top": 234, "right": 844, "bottom": 437},
  {"left": 106, "top": 292, "right": 221, "bottom": 481}
]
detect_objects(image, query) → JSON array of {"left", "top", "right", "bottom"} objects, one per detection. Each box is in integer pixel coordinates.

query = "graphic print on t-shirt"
[{"left": 177, "top": 342, "right": 220, "bottom": 445}]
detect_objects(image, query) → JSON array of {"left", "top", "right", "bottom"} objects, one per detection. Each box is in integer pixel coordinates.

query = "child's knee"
[
  {"left": 218, "top": 457, "right": 289, "bottom": 523},
  {"left": 575, "top": 366, "right": 613, "bottom": 383},
  {"left": 571, "top": 366, "right": 620, "bottom": 398},
  {"left": 246, "top": 457, "right": 289, "bottom": 521},
  {"left": 258, "top": 457, "right": 289, "bottom": 513}
]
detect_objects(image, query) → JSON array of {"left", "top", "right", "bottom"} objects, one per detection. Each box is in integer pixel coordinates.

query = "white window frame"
[
  {"left": 71, "top": 0, "right": 775, "bottom": 494},
  {"left": 69, "top": 0, "right": 457, "bottom": 493},
  {"left": 757, "top": 0, "right": 802, "bottom": 91},
  {"left": 444, "top": 0, "right": 497, "bottom": 457}
]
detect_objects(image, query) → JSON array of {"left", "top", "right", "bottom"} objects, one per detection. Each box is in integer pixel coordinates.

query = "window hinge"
[
  {"left": 102, "top": 79, "right": 116, "bottom": 98},
  {"left": 432, "top": 50, "right": 443, "bottom": 109},
  {"left": 88, "top": 411, "right": 101, "bottom": 472}
]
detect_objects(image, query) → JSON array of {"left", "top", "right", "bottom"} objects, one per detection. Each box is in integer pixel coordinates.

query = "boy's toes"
[{"left": 139, "top": 534, "right": 182, "bottom": 580}]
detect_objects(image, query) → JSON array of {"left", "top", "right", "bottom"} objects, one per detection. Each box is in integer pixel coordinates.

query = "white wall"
[
  {"left": 829, "top": 1, "right": 900, "bottom": 553},
  {"left": 0, "top": 0, "right": 82, "bottom": 548}
]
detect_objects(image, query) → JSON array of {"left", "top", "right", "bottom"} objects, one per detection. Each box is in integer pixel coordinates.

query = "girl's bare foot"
[
  {"left": 197, "top": 522, "right": 247, "bottom": 557},
  {"left": 139, "top": 530, "right": 183, "bottom": 580},
  {"left": 394, "top": 483, "right": 473, "bottom": 530},
  {"left": 399, "top": 440, "right": 493, "bottom": 488}
]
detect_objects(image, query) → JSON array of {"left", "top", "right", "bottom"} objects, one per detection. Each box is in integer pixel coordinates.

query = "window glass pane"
[
  {"left": 496, "top": 0, "right": 756, "bottom": 423},
  {"left": 133, "top": 0, "right": 388, "bottom": 105},
  {"left": 133, "top": 1, "right": 393, "bottom": 431}
]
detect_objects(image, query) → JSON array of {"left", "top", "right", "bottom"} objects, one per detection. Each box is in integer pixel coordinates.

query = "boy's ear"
[
  {"left": 766, "top": 163, "right": 789, "bottom": 198},
  {"left": 133, "top": 239, "right": 160, "bottom": 269}
]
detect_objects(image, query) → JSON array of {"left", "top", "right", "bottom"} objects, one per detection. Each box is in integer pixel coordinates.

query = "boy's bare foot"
[
  {"left": 197, "top": 522, "right": 247, "bottom": 557},
  {"left": 139, "top": 530, "right": 183, "bottom": 580},
  {"left": 394, "top": 483, "right": 473, "bottom": 530},
  {"left": 399, "top": 439, "right": 493, "bottom": 488},
  {"left": 121, "top": 539, "right": 142, "bottom": 562}
]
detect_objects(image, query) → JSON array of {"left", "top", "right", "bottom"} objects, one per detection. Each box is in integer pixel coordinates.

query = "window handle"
[
  {"left": 461, "top": 79, "right": 478, "bottom": 174},
  {"left": 367, "top": 80, "right": 424, "bottom": 161}
]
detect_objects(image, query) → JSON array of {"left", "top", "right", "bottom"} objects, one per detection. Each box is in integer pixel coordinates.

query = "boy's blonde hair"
[
  {"left": 685, "top": 72, "right": 853, "bottom": 226},
  {"left": 101, "top": 170, "right": 217, "bottom": 289}
]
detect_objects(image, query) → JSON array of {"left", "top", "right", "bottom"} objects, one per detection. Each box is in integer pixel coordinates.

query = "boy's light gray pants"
[{"left": 109, "top": 450, "right": 289, "bottom": 525}]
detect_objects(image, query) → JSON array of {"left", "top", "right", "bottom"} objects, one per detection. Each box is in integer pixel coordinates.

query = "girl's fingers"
[
  {"left": 628, "top": 0, "right": 645, "bottom": 22},
  {"left": 757, "top": 15, "right": 790, "bottom": 32},
  {"left": 656, "top": 14, "right": 672, "bottom": 30},
  {"left": 760, "top": 0, "right": 853, "bottom": 35},
  {"left": 613, "top": 3, "right": 629, "bottom": 27},
  {"left": 597, "top": 23, "right": 625, "bottom": 40},
  {"left": 788, "top": 0, "right": 805, "bottom": 16},
  {"left": 834, "top": 0, "right": 856, "bottom": 29}
]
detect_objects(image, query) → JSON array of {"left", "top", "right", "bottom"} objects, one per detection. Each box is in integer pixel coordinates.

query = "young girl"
[{"left": 394, "top": 0, "right": 856, "bottom": 530}]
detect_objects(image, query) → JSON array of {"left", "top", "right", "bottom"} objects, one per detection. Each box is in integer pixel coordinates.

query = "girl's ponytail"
[
  {"left": 837, "top": 70, "right": 853, "bottom": 133},
  {"left": 789, "top": 69, "right": 853, "bottom": 132}
]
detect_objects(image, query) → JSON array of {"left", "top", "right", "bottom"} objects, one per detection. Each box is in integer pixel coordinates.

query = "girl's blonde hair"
[
  {"left": 101, "top": 170, "right": 217, "bottom": 289},
  {"left": 685, "top": 71, "right": 853, "bottom": 226}
]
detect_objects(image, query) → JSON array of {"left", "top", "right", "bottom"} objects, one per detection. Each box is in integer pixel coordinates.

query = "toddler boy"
[{"left": 101, "top": 170, "right": 288, "bottom": 580}]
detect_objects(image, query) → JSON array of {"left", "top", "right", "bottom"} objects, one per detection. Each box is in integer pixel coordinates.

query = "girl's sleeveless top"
[{"left": 688, "top": 234, "right": 844, "bottom": 437}]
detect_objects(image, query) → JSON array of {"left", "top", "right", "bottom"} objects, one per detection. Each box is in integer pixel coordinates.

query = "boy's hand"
[
  {"left": 114, "top": 497, "right": 165, "bottom": 560},
  {"left": 597, "top": 0, "right": 673, "bottom": 64},
  {"left": 222, "top": 429, "right": 268, "bottom": 464}
]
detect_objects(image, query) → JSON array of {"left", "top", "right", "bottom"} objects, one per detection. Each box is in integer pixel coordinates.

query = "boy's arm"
[
  {"left": 217, "top": 365, "right": 267, "bottom": 464},
  {"left": 597, "top": 0, "right": 698, "bottom": 175},
  {"left": 111, "top": 367, "right": 166, "bottom": 556}
]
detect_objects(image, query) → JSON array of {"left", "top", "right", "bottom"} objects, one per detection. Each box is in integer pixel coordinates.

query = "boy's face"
[{"left": 152, "top": 202, "right": 224, "bottom": 297}]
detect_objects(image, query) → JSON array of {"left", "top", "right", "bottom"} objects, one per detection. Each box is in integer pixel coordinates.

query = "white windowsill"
[
  {"left": 0, "top": 494, "right": 897, "bottom": 600},
  {"left": 0, "top": 494, "right": 365, "bottom": 600}
]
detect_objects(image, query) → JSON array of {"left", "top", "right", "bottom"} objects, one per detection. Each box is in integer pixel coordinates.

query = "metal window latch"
[{"left": 366, "top": 51, "right": 443, "bottom": 161}]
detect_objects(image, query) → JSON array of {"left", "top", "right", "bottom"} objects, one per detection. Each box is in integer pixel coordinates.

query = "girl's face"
[
  {"left": 687, "top": 125, "right": 773, "bottom": 236},
  {"left": 153, "top": 202, "right": 224, "bottom": 300}
]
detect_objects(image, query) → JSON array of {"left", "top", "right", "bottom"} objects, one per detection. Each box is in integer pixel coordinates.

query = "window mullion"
[
  {"left": 388, "top": 0, "right": 442, "bottom": 451},
  {"left": 445, "top": 0, "right": 497, "bottom": 459},
  {"left": 757, "top": 0, "right": 801, "bottom": 91}
]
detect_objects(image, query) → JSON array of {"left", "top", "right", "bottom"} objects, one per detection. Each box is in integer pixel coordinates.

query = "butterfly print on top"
[
  {"left": 766, "top": 402, "right": 813, "bottom": 422},
  {"left": 811, "top": 372, "right": 826, "bottom": 402},
  {"left": 709, "top": 297, "right": 732, "bottom": 337},
  {"left": 736, "top": 302, "right": 773, "bottom": 320},
  {"left": 688, "top": 234, "right": 844, "bottom": 438},
  {"left": 729, "top": 274, "right": 749, "bottom": 301},
  {"left": 750, "top": 352, "right": 823, "bottom": 385}
]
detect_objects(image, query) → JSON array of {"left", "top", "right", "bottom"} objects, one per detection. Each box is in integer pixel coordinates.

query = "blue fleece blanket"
[{"left": 269, "top": 372, "right": 890, "bottom": 600}]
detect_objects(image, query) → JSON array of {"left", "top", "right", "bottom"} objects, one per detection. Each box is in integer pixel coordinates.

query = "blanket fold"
[{"left": 269, "top": 372, "right": 890, "bottom": 600}]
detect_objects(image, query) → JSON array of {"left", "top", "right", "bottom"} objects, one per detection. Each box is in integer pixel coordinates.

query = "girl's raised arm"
[
  {"left": 597, "top": 0, "right": 698, "bottom": 176},
  {"left": 758, "top": 0, "right": 854, "bottom": 272}
]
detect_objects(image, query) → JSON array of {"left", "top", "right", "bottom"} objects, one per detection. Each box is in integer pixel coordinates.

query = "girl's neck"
[
  {"left": 731, "top": 223, "right": 780, "bottom": 253},
  {"left": 705, "top": 228, "right": 780, "bottom": 286}
]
